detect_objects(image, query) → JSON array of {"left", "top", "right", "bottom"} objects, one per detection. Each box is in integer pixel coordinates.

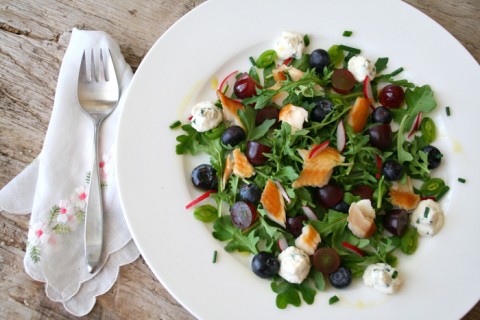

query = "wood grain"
[{"left": 0, "top": 0, "right": 478, "bottom": 319}]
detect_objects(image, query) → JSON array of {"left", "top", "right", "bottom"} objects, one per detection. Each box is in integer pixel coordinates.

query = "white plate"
[{"left": 116, "top": 0, "right": 480, "bottom": 319}]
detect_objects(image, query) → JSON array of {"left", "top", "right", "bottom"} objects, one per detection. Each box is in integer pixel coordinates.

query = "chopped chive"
[
  {"left": 423, "top": 207, "right": 430, "bottom": 218},
  {"left": 343, "top": 30, "right": 353, "bottom": 37},
  {"left": 329, "top": 295, "right": 340, "bottom": 305},
  {"left": 392, "top": 270, "right": 398, "bottom": 279},
  {"left": 249, "top": 56, "right": 256, "bottom": 66},
  {"left": 303, "top": 34, "right": 310, "bottom": 47},
  {"left": 169, "top": 120, "right": 181, "bottom": 129},
  {"left": 339, "top": 44, "right": 361, "bottom": 55},
  {"left": 458, "top": 177, "right": 466, "bottom": 183},
  {"left": 446, "top": 106, "right": 451, "bottom": 116},
  {"left": 436, "top": 186, "right": 450, "bottom": 201},
  {"left": 389, "top": 67, "right": 404, "bottom": 77},
  {"left": 212, "top": 250, "right": 218, "bottom": 263}
]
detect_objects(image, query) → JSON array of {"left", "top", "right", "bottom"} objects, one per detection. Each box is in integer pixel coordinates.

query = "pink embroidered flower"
[
  {"left": 28, "top": 222, "right": 51, "bottom": 246},
  {"left": 72, "top": 186, "right": 87, "bottom": 209},
  {"left": 100, "top": 151, "right": 114, "bottom": 183},
  {"left": 56, "top": 199, "right": 72, "bottom": 223}
]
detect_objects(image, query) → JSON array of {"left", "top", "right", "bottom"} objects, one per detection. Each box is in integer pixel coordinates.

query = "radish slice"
[
  {"left": 342, "top": 241, "right": 365, "bottom": 257},
  {"left": 375, "top": 155, "right": 382, "bottom": 179},
  {"left": 185, "top": 190, "right": 216, "bottom": 209},
  {"left": 420, "top": 196, "right": 436, "bottom": 201},
  {"left": 336, "top": 120, "right": 346, "bottom": 152},
  {"left": 187, "top": 115, "right": 193, "bottom": 121},
  {"left": 278, "top": 236, "right": 289, "bottom": 251},
  {"left": 363, "top": 76, "right": 375, "bottom": 105},
  {"left": 302, "top": 206, "right": 318, "bottom": 221},
  {"left": 407, "top": 112, "right": 422, "bottom": 139},
  {"left": 309, "top": 140, "right": 330, "bottom": 159},
  {"left": 283, "top": 57, "right": 293, "bottom": 66},
  {"left": 219, "top": 70, "right": 238, "bottom": 93},
  {"left": 274, "top": 180, "right": 291, "bottom": 204}
]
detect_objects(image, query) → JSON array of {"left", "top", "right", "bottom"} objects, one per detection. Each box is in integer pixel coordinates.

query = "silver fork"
[{"left": 77, "top": 48, "right": 119, "bottom": 273}]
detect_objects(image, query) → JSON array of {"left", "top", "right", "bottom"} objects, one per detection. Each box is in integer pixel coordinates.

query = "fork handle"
[{"left": 84, "top": 120, "right": 104, "bottom": 273}]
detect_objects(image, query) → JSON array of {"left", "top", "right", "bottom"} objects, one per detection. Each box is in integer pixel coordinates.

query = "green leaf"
[
  {"left": 52, "top": 223, "right": 71, "bottom": 235},
  {"left": 297, "top": 282, "right": 316, "bottom": 305},
  {"left": 375, "top": 57, "right": 389, "bottom": 73},
  {"left": 311, "top": 269, "right": 325, "bottom": 291},
  {"left": 256, "top": 50, "right": 277, "bottom": 68},
  {"left": 212, "top": 216, "right": 259, "bottom": 254},
  {"left": 403, "top": 85, "right": 437, "bottom": 132},
  {"left": 29, "top": 244, "right": 41, "bottom": 263},
  {"left": 400, "top": 227, "right": 418, "bottom": 255},
  {"left": 397, "top": 115, "right": 413, "bottom": 164},
  {"left": 310, "top": 211, "right": 348, "bottom": 239},
  {"left": 276, "top": 287, "right": 301, "bottom": 309}
]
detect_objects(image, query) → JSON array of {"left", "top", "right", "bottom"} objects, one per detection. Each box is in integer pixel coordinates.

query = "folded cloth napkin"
[{"left": 0, "top": 28, "right": 139, "bottom": 316}]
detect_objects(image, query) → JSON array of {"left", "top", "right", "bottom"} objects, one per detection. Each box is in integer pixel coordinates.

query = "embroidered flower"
[
  {"left": 28, "top": 221, "right": 51, "bottom": 246},
  {"left": 72, "top": 186, "right": 88, "bottom": 208},
  {"left": 100, "top": 150, "right": 114, "bottom": 185},
  {"left": 56, "top": 199, "right": 73, "bottom": 224}
]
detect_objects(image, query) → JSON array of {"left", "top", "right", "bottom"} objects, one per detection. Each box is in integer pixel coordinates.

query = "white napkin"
[{"left": 0, "top": 28, "right": 139, "bottom": 316}]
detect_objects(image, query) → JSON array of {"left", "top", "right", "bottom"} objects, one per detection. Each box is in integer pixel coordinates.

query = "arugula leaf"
[
  {"left": 375, "top": 57, "right": 389, "bottom": 73},
  {"left": 402, "top": 85, "right": 437, "bottom": 133},
  {"left": 310, "top": 211, "right": 348, "bottom": 239},
  {"left": 238, "top": 108, "right": 275, "bottom": 141},
  {"left": 212, "top": 216, "right": 259, "bottom": 254},
  {"left": 397, "top": 115, "right": 414, "bottom": 164},
  {"left": 175, "top": 124, "right": 202, "bottom": 155},
  {"left": 272, "top": 281, "right": 301, "bottom": 309}
]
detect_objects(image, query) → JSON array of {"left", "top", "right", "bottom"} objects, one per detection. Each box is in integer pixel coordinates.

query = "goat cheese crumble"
[
  {"left": 411, "top": 199, "right": 444, "bottom": 236},
  {"left": 363, "top": 263, "right": 401, "bottom": 294},
  {"left": 190, "top": 101, "right": 223, "bottom": 132},
  {"left": 278, "top": 246, "right": 310, "bottom": 284},
  {"left": 347, "top": 55, "right": 376, "bottom": 82},
  {"left": 274, "top": 31, "right": 305, "bottom": 60}
]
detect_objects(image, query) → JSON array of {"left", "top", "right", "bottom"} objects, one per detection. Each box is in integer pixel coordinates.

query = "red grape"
[
  {"left": 246, "top": 141, "right": 271, "bottom": 165},
  {"left": 230, "top": 201, "right": 258, "bottom": 229},
  {"left": 331, "top": 69, "right": 355, "bottom": 94},
  {"left": 379, "top": 84, "right": 404, "bottom": 108},
  {"left": 234, "top": 73, "right": 260, "bottom": 99},
  {"left": 314, "top": 183, "right": 344, "bottom": 209}
]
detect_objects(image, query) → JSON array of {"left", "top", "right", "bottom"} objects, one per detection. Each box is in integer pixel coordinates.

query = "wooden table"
[{"left": 1, "top": 0, "right": 479, "bottom": 318}]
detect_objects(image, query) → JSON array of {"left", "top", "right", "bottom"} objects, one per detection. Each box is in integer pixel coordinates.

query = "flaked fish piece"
[
  {"left": 295, "top": 224, "right": 321, "bottom": 255},
  {"left": 389, "top": 177, "right": 420, "bottom": 210},
  {"left": 260, "top": 179, "right": 286, "bottom": 227},
  {"left": 222, "top": 153, "right": 234, "bottom": 187},
  {"left": 232, "top": 148, "right": 254, "bottom": 179},
  {"left": 347, "top": 199, "right": 376, "bottom": 238},
  {"left": 292, "top": 146, "right": 344, "bottom": 188},
  {"left": 217, "top": 90, "right": 245, "bottom": 129}
]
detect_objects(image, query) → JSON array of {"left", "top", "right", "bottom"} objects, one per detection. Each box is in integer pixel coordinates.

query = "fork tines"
[{"left": 80, "top": 48, "right": 112, "bottom": 83}]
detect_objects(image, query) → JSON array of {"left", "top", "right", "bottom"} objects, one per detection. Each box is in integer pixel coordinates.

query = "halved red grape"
[
  {"left": 234, "top": 73, "right": 260, "bottom": 99},
  {"left": 255, "top": 106, "right": 279, "bottom": 126},
  {"left": 331, "top": 69, "right": 355, "bottom": 94},
  {"left": 286, "top": 215, "right": 308, "bottom": 237},
  {"left": 230, "top": 201, "right": 258, "bottom": 229},
  {"left": 314, "top": 183, "right": 344, "bottom": 209},
  {"left": 312, "top": 247, "right": 341, "bottom": 274},
  {"left": 246, "top": 141, "right": 272, "bottom": 165},
  {"left": 383, "top": 209, "right": 409, "bottom": 236},
  {"left": 379, "top": 84, "right": 404, "bottom": 108},
  {"left": 351, "top": 185, "right": 374, "bottom": 201},
  {"left": 368, "top": 124, "right": 393, "bottom": 150}
]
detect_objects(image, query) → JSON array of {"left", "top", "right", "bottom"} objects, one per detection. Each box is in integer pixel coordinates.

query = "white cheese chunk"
[
  {"left": 363, "top": 263, "right": 401, "bottom": 294},
  {"left": 190, "top": 101, "right": 223, "bottom": 132},
  {"left": 410, "top": 199, "right": 444, "bottom": 236},
  {"left": 278, "top": 246, "right": 310, "bottom": 284},
  {"left": 274, "top": 31, "right": 305, "bottom": 60},
  {"left": 347, "top": 56, "right": 376, "bottom": 82}
]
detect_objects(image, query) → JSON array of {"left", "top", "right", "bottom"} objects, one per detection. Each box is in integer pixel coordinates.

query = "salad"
[{"left": 174, "top": 31, "right": 448, "bottom": 308}]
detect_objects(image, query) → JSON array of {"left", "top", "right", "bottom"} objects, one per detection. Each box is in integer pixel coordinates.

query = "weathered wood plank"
[{"left": 0, "top": 0, "right": 479, "bottom": 319}]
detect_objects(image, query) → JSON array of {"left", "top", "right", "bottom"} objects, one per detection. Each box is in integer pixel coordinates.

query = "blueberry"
[
  {"left": 421, "top": 145, "right": 443, "bottom": 169},
  {"left": 251, "top": 252, "right": 280, "bottom": 279},
  {"left": 191, "top": 164, "right": 217, "bottom": 190},
  {"left": 239, "top": 183, "right": 262, "bottom": 205},
  {"left": 309, "top": 49, "right": 331, "bottom": 73},
  {"left": 372, "top": 106, "right": 393, "bottom": 124},
  {"left": 382, "top": 159, "right": 404, "bottom": 181},
  {"left": 311, "top": 98, "right": 334, "bottom": 122},
  {"left": 221, "top": 125, "right": 246, "bottom": 147},
  {"left": 332, "top": 201, "right": 350, "bottom": 213},
  {"left": 329, "top": 266, "right": 352, "bottom": 288}
]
